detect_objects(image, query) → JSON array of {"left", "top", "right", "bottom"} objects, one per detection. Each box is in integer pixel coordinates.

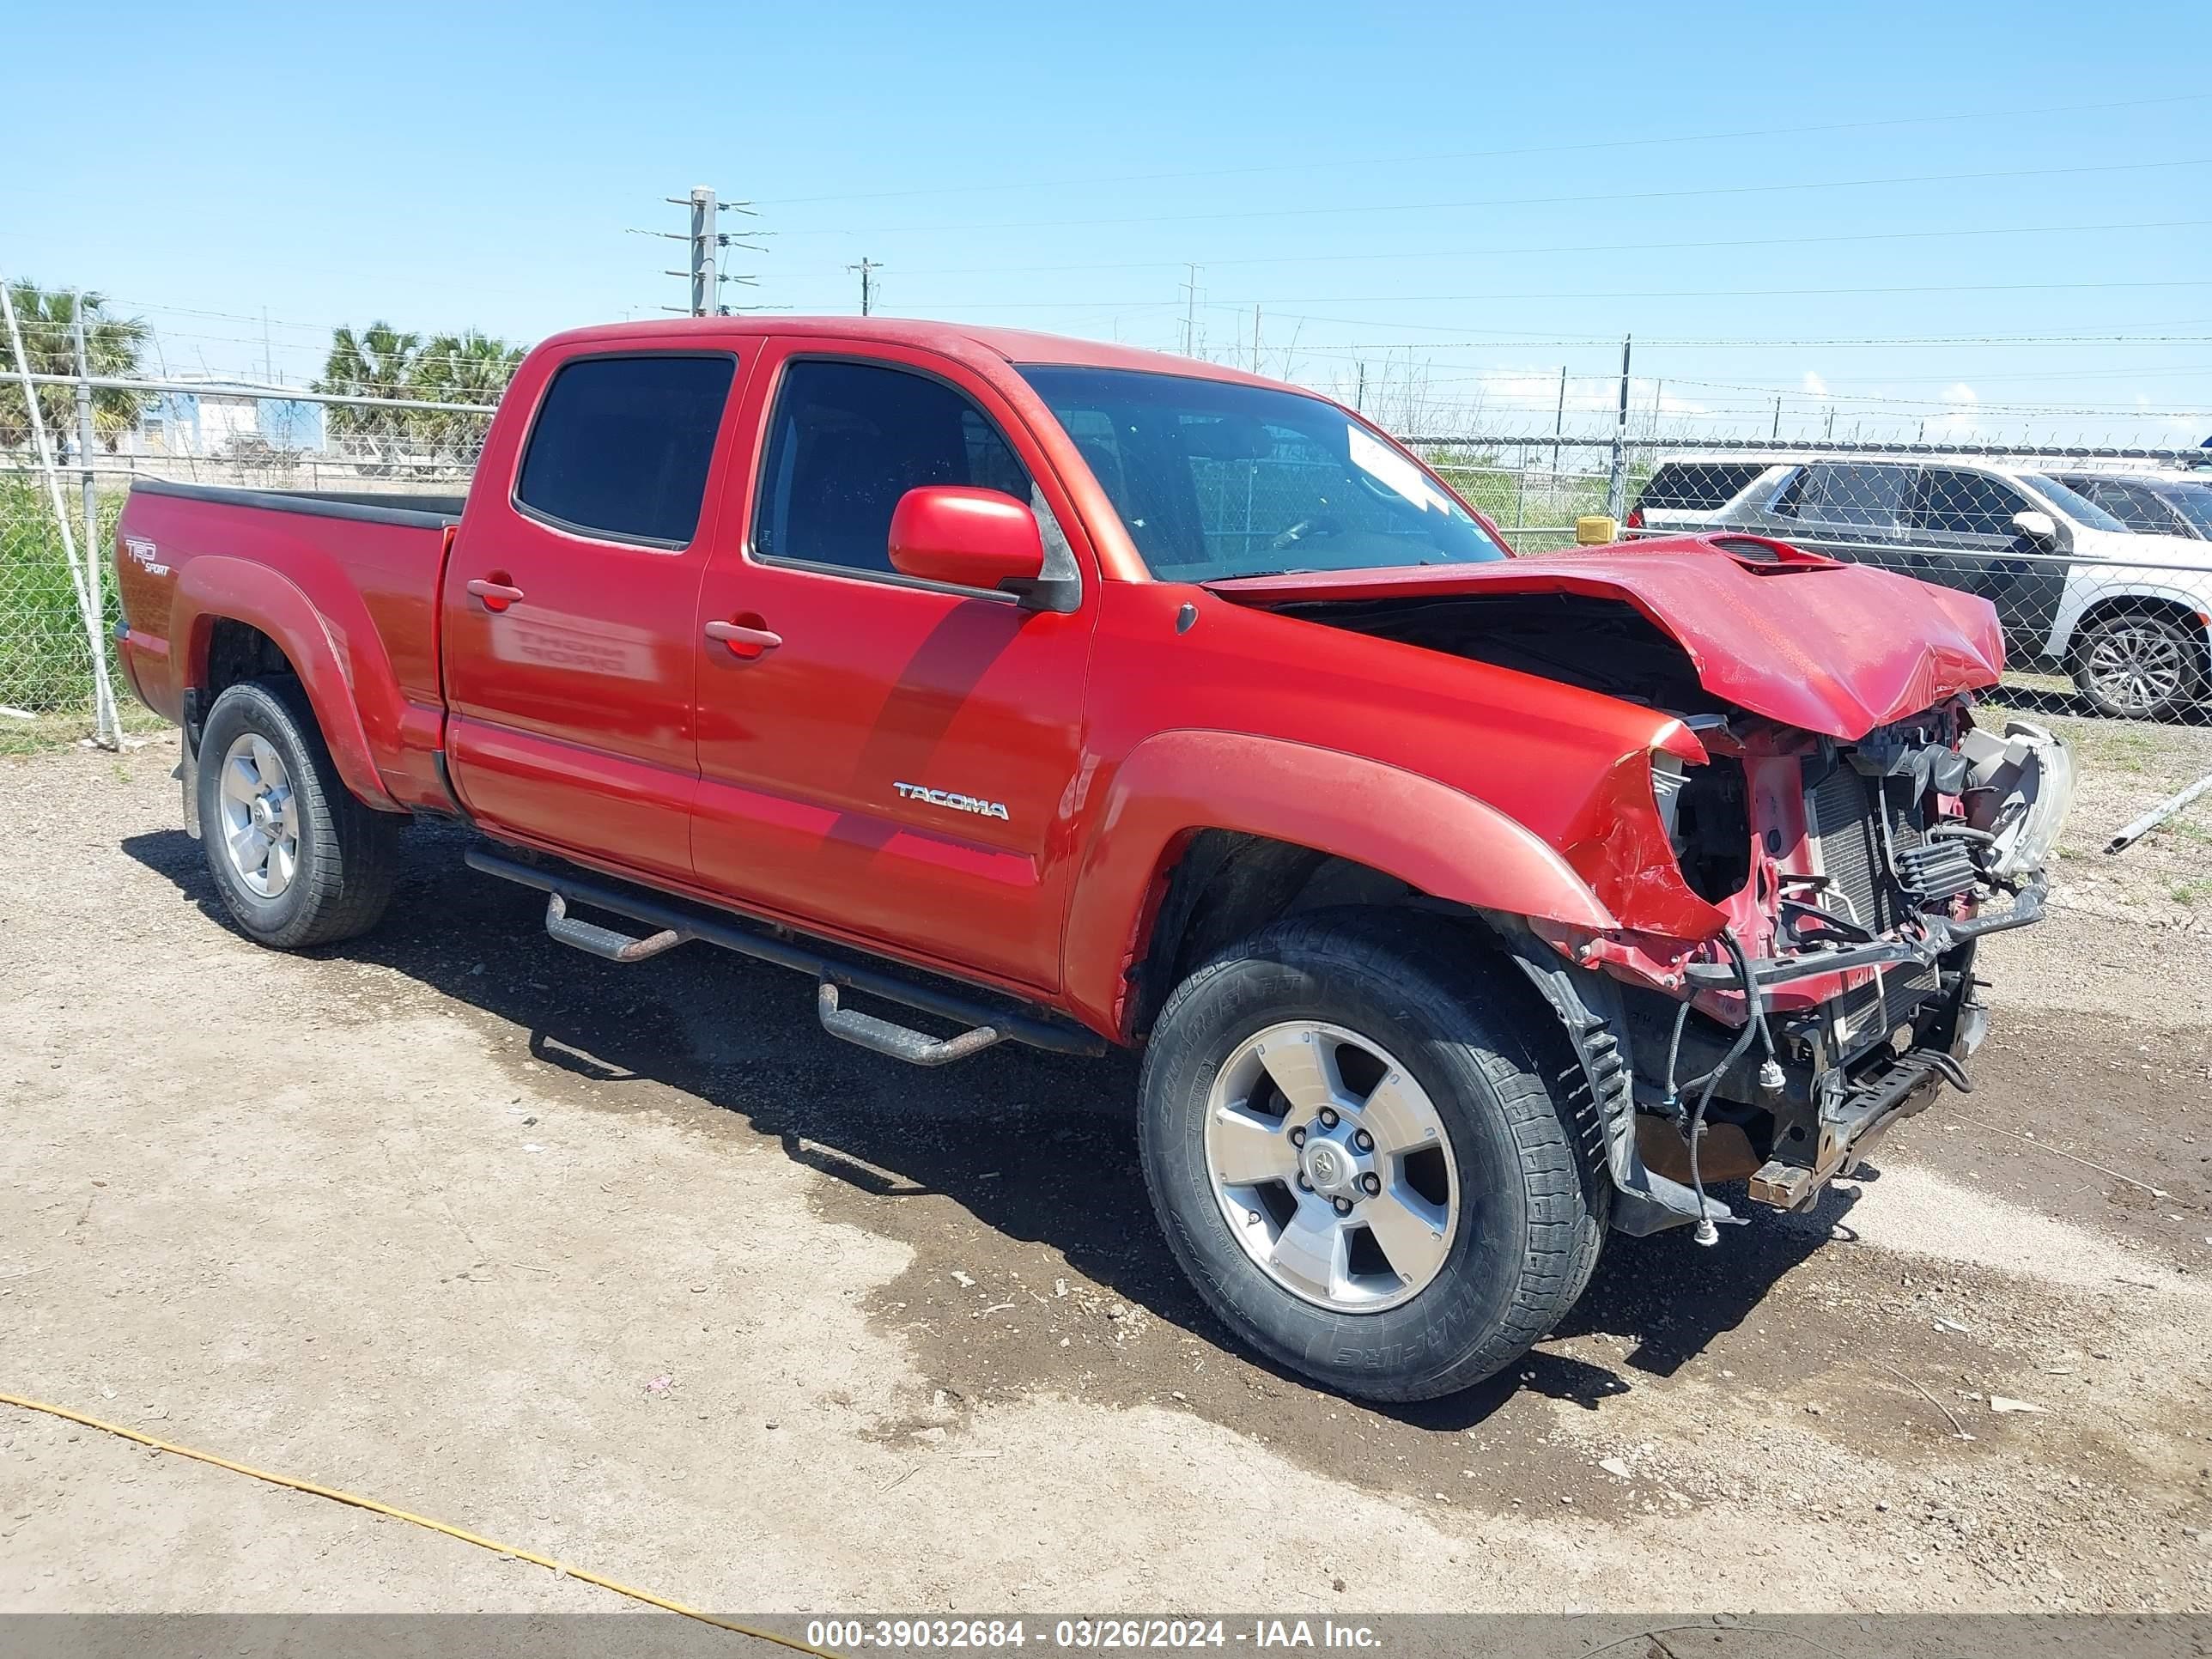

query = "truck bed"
[{"left": 113, "top": 477, "right": 464, "bottom": 814}]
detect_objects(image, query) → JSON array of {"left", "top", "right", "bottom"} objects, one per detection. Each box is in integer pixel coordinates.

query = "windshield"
[
  {"left": 1017, "top": 365, "right": 1510, "bottom": 579},
  {"left": 2020, "top": 473, "right": 2132, "bottom": 534},
  {"left": 2162, "top": 480, "right": 2212, "bottom": 537}
]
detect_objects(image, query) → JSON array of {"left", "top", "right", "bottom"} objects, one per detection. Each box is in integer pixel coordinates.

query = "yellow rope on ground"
[{"left": 0, "top": 1390, "right": 839, "bottom": 1656}]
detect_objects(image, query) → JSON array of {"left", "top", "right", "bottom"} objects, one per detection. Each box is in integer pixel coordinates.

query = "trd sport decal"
[{"left": 893, "top": 782, "right": 1011, "bottom": 822}]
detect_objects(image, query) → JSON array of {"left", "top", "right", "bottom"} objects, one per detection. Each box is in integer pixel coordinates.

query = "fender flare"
[
  {"left": 171, "top": 556, "right": 402, "bottom": 811},
  {"left": 1060, "top": 729, "right": 1618, "bottom": 1037}
]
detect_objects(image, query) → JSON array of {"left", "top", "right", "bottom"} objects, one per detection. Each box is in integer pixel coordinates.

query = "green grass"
[{"left": 0, "top": 471, "right": 130, "bottom": 720}]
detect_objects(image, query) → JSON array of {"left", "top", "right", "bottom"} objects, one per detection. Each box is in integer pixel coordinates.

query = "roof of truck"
[{"left": 534, "top": 315, "right": 1290, "bottom": 388}]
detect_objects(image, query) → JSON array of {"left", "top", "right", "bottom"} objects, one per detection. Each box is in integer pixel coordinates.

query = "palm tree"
[
  {"left": 314, "top": 322, "right": 422, "bottom": 457},
  {"left": 409, "top": 330, "right": 521, "bottom": 461},
  {"left": 0, "top": 282, "right": 151, "bottom": 456},
  {"left": 411, "top": 329, "right": 522, "bottom": 404}
]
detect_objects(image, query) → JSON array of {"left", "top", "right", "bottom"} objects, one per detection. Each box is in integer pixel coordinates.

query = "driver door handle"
[{"left": 704, "top": 619, "right": 782, "bottom": 654}]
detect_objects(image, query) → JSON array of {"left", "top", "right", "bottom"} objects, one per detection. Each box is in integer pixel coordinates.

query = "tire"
[
  {"left": 1138, "top": 908, "right": 1607, "bottom": 1402},
  {"left": 196, "top": 677, "right": 402, "bottom": 949},
  {"left": 2069, "top": 611, "right": 2203, "bottom": 721}
]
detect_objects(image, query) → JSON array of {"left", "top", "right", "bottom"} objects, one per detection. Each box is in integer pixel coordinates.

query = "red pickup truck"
[{"left": 112, "top": 319, "right": 2071, "bottom": 1401}]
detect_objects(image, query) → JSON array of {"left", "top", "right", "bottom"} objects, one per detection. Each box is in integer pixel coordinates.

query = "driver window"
[{"left": 755, "top": 359, "right": 1031, "bottom": 575}]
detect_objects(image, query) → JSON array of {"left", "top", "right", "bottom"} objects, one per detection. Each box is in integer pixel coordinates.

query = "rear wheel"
[
  {"left": 196, "top": 678, "right": 402, "bottom": 949},
  {"left": 1138, "top": 909, "right": 1607, "bottom": 1401},
  {"left": 2070, "top": 611, "right": 2202, "bottom": 720}
]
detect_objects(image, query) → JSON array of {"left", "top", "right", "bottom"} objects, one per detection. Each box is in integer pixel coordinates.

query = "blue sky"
[{"left": 5, "top": 0, "right": 2209, "bottom": 444}]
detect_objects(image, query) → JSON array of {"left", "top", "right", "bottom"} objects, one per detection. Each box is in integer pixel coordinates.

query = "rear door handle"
[
  {"left": 466, "top": 578, "right": 526, "bottom": 611},
  {"left": 704, "top": 619, "right": 782, "bottom": 656}
]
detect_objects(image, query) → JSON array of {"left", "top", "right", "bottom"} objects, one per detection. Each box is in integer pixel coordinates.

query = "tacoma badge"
[{"left": 893, "top": 781, "right": 1011, "bottom": 822}]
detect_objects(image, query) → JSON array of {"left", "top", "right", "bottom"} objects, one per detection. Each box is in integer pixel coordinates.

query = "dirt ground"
[{"left": 3, "top": 714, "right": 2209, "bottom": 1617}]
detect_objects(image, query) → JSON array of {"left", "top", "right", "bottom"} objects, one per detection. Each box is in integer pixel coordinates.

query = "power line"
[
  {"left": 750, "top": 89, "right": 2212, "bottom": 207},
  {"left": 756, "top": 216, "right": 2212, "bottom": 283},
  {"left": 769, "top": 155, "right": 2212, "bottom": 239},
  {"left": 802, "top": 276, "right": 2212, "bottom": 317}
]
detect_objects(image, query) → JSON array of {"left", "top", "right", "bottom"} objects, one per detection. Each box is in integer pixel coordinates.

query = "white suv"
[{"left": 1707, "top": 456, "right": 2212, "bottom": 719}]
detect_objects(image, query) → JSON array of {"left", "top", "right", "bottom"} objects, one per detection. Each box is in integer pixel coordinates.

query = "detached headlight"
[{"left": 1961, "top": 720, "right": 2074, "bottom": 881}]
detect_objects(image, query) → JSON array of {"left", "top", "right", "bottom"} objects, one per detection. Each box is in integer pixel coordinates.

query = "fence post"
[
  {"left": 1606, "top": 335, "right": 1632, "bottom": 521},
  {"left": 73, "top": 299, "right": 120, "bottom": 745},
  {"left": 1, "top": 277, "right": 120, "bottom": 748}
]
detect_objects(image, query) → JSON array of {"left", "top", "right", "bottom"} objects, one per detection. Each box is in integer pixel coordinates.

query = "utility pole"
[
  {"left": 641, "top": 186, "right": 765, "bottom": 316},
  {"left": 1771, "top": 395, "right": 1782, "bottom": 441},
  {"left": 1552, "top": 365, "right": 1567, "bottom": 476},
  {"left": 1607, "top": 335, "right": 1632, "bottom": 520},
  {"left": 1179, "top": 264, "right": 1200, "bottom": 357},
  {"left": 1251, "top": 304, "right": 1261, "bottom": 374},
  {"left": 848, "top": 257, "right": 879, "bottom": 316},
  {"left": 687, "top": 186, "right": 717, "bottom": 318},
  {"left": 1355, "top": 361, "right": 1367, "bottom": 414}
]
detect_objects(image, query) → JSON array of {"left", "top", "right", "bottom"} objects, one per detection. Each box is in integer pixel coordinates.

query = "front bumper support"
[{"left": 1680, "top": 877, "right": 2045, "bottom": 992}]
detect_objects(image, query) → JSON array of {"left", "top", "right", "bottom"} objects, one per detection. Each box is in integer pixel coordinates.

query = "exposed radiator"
[{"left": 1805, "top": 759, "right": 1940, "bottom": 1055}]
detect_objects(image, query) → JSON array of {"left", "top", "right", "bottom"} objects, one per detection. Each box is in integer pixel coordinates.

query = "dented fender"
[{"left": 1059, "top": 729, "right": 1622, "bottom": 1038}]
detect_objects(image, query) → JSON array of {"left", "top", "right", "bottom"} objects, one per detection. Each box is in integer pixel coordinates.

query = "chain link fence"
[
  {"left": 6, "top": 369, "right": 2210, "bottom": 744},
  {"left": 1404, "top": 434, "right": 2212, "bottom": 725},
  {"left": 0, "top": 374, "right": 493, "bottom": 747}
]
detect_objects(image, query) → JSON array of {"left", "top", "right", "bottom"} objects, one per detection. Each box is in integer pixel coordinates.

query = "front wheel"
[
  {"left": 196, "top": 677, "right": 402, "bottom": 949},
  {"left": 1138, "top": 910, "right": 1606, "bottom": 1401},
  {"left": 2070, "top": 611, "right": 2203, "bottom": 720}
]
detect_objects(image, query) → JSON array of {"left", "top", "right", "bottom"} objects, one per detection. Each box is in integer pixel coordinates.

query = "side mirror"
[
  {"left": 2011, "top": 508, "right": 2059, "bottom": 547},
  {"left": 889, "top": 486, "right": 1056, "bottom": 604}
]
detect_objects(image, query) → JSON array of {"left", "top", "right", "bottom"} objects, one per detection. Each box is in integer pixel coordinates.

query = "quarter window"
[
  {"left": 514, "top": 355, "right": 736, "bottom": 546},
  {"left": 755, "top": 360, "right": 1032, "bottom": 575}
]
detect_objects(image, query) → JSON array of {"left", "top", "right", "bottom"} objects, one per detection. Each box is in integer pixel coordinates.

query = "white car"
[{"left": 1708, "top": 456, "right": 2212, "bottom": 719}]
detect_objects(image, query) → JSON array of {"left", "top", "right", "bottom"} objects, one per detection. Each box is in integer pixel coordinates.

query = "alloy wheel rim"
[
  {"left": 2087, "top": 624, "right": 2186, "bottom": 714},
  {"left": 1203, "top": 1020, "right": 1460, "bottom": 1313},
  {"left": 216, "top": 732, "right": 300, "bottom": 898}
]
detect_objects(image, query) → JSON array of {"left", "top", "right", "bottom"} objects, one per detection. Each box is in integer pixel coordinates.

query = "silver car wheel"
[
  {"left": 2085, "top": 622, "right": 2188, "bottom": 716},
  {"left": 216, "top": 732, "right": 300, "bottom": 899},
  {"left": 1203, "top": 1020, "right": 1459, "bottom": 1313}
]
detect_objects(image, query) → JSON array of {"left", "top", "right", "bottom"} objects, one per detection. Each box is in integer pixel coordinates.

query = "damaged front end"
[
  {"left": 1210, "top": 538, "right": 2070, "bottom": 1237},
  {"left": 1555, "top": 706, "right": 2071, "bottom": 1236}
]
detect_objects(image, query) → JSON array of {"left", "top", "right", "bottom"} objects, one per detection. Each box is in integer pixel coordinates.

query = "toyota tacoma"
[{"left": 111, "top": 319, "right": 2070, "bottom": 1401}]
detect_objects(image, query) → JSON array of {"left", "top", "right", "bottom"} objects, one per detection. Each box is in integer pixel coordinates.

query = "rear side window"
[
  {"left": 514, "top": 354, "right": 736, "bottom": 546},
  {"left": 754, "top": 359, "right": 1031, "bottom": 575},
  {"left": 1907, "top": 469, "right": 2031, "bottom": 537},
  {"left": 1792, "top": 462, "right": 1909, "bottom": 528},
  {"left": 1634, "top": 461, "right": 1766, "bottom": 512}
]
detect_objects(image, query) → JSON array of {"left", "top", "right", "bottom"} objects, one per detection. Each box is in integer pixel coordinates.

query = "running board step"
[
  {"left": 466, "top": 846, "right": 1106, "bottom": 1064},
  {"left": 544, "top": 893, "right": 689, "bottom": 963},
  {"left": 816, "top": 982, "right": 1005, "bottom": 1066}
]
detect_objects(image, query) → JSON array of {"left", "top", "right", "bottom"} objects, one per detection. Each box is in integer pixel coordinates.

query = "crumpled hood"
[{"left": 1202, "top": 533, "right": 2005, "bottom": 740}]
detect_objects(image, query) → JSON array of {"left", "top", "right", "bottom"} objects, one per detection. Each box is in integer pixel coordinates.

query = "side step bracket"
[
  {"left": 466, "top": 846, "right": 1106, "bottom": 1065},
  {"left": 816, "top": 982, "right": 1005, "bottom": 1066},
  {"left": 544, "top": 893, "right": 689, "bottom": 963}
]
